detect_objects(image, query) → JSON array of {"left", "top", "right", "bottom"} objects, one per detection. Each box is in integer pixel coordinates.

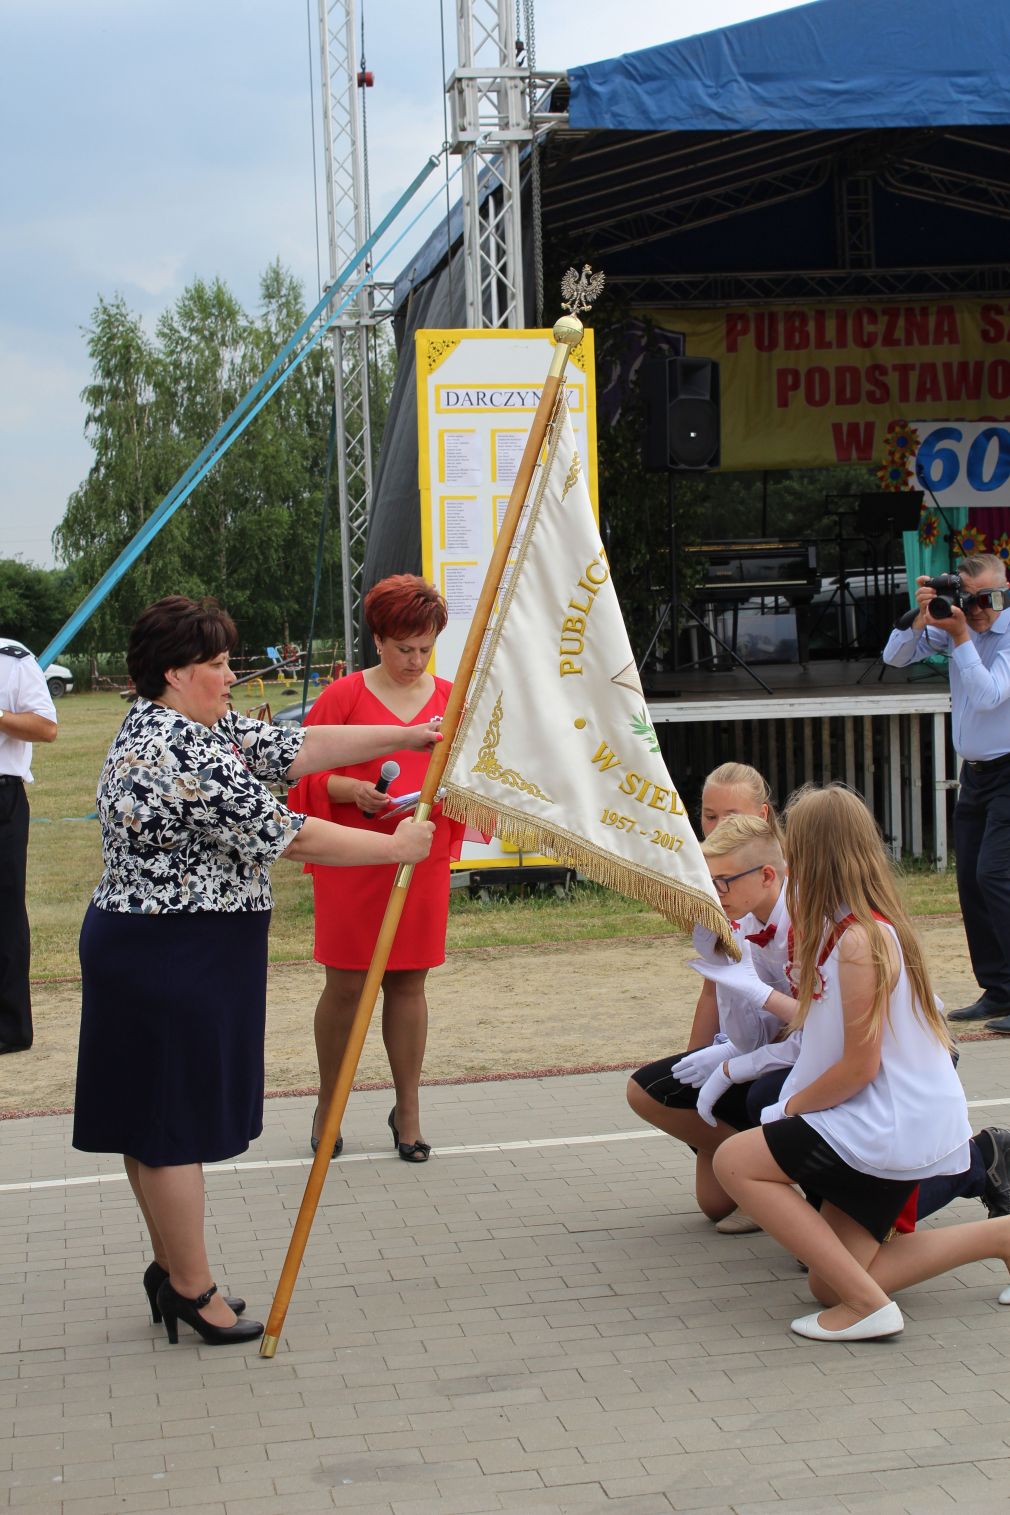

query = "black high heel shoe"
[
  {"left": 143, "top": 1261, "right": 246, "bottom": 1324},
  {"left": 155, "top": 1280, "right": 263, "bottom": 1346},
  {"left": 388, "top": 1106, "right": 431, "bottom": 1163},
  {"left": 309, "top": 1106, "right": 343, "bottom": 1160}
]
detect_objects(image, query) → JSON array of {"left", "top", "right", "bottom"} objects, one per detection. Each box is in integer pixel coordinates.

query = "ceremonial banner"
[
  {"left": 417, "top": 327, "right": 597, "bottom": 872},
  {"left": 416, "top": 327, "right": 597, "bottom": 679},
  {"left": 441, "top": 401, "right": 728, "bottom": 939},
  {"left": 646, "top": 299, "right": 1010, "bottom": 472}
]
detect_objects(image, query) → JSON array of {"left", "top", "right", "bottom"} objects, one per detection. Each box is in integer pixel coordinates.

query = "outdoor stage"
[
  {"left": 362, "top": 0, "right": 1010, "bottom": 875},
  {"left": 645, "top": 656, "right": 947, "bottom": 704},
  {"left": 645, "top": 658, "right": 954, "bottom": 867}
]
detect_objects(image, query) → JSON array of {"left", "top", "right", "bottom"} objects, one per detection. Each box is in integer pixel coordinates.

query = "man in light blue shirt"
[{"left": 883, "top": 553, "right": 1010, "bottom": 1031}]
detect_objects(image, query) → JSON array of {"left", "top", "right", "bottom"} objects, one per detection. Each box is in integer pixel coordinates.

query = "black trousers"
[
  {"left": 954, "top": 759, "right": 1010, "bottom": 1004},
  {"left": 0, "top": 781, "right": 32, "bottom": 1047}
]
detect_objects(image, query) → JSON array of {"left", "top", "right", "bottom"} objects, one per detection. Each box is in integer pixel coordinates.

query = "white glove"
[
  {"left": 687, "top": 952, "right": 772, "bottom": 1011},
  {"left": 726, "top": 1037, "right": 801, "bottom": 1084},
  {"left": 696, "top": 1064, "right": 734, "bottom": 1126},
  {"left": 691, "top": 924, "right": 722, "bottom": 959},
  {"left": 674, "top": 1043, "right": 736, "bottom": 1088},
  {"left": 759, "top": 1098, "right": 790, "bottom": 1125}
]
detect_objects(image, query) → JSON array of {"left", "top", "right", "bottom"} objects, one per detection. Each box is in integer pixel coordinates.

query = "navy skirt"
[{"left": 73, "top": 903, "right": 271, "bottom": 1166}]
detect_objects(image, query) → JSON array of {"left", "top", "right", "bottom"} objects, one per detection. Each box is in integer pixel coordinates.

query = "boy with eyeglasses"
[
  {"left": 883, "top": 552, "right": 1010, "bottom": 1030},
  {"left": 628, "top": 815, "right": 799, "bottom": 1232}
]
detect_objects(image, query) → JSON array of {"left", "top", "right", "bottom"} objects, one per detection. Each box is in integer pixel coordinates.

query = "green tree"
[
  {"left": 54, "top": 296, "right": 190, "bottom": 651},
  {"left": 55, "top": 267, "right": 342, "bottom": 656},
  {"left": 225, "top": 262, "right": 337, "bottom": 650},
  {"left": 156, "top": 276, "right": 252, "bottom": 601},
  {"left": 0, "top": 560, "right": 78, "bottom": 650}
]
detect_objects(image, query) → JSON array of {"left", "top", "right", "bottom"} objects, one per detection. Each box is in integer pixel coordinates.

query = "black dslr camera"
[
  {"left": 921, "top": 573, "right": 964, "bottom": 619},
  {"left": 896, "top": 572, "right": 1009, "bottom": 629},
  {"left": 894, "top": 571, "right": 966, "bottom": 630}
]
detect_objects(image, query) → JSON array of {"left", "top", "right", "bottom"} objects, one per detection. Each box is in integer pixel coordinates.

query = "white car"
[{"left": 3, "top": 638, "right": 74, "bottom": 698}]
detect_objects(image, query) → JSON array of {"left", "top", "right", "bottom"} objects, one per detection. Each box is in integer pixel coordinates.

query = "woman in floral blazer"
[{"left": 73, "top": 596, "right": 438, "bottom": 1348}]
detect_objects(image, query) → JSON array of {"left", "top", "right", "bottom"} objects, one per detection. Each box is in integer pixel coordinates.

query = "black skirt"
[
  {"left": 630, "top": 1051, "right": 755, "bottom": 1131},
  {"left": 73, "top": 903, "right": 271, "bottom": 1166},
  {"left": 763, "top": 1115, "right": 918, "bottom": 1244}
]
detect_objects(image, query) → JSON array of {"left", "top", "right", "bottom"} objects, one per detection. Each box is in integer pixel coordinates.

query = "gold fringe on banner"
[{"left": 443, "top": 784, "right": 739, "bottom": 954}]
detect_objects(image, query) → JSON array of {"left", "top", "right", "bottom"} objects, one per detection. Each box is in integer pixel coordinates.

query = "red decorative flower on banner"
[
  {"left": 995, "top": 534, "right": 1010, "bottom": 564},
  {"left": 876, "top": 456, "right": 913, "bottom": 491},
  {"left": 919, "top": 513, "right": 940, "bottom": 547},
  {"left": 957, "top": 523, "right": 987, "bottom": 556},
  {"left": 883, "top": 419, "right": 920, "bottom": 457}
]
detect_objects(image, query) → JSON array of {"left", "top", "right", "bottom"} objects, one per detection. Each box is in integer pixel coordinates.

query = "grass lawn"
[{"left": 25, "top": 690, "right": 962, "bottom": 981}]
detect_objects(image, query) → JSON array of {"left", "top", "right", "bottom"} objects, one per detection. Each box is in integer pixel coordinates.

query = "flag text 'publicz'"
[{"left": 559, "top": 556, "right": 610, "bottom": 676}]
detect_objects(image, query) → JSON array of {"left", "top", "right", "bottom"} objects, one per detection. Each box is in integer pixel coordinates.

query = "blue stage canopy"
[{"left": 568, "top": 0, "right": 1010, "bottom": 134}]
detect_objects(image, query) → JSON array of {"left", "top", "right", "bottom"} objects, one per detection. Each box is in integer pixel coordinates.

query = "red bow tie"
[{"left": 745, "top": 922, "right": 777, "bottom": 948}]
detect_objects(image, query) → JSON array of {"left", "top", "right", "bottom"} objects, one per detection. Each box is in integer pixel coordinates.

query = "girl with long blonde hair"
[{"left": 714, "top": 784, "right": 1010, "bottom": 1342}]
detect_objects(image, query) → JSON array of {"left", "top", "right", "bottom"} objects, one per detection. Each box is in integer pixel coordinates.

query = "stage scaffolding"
[
  {"left": 649, "top": 682, "right": 956, "bottom": 868},
  {"left": 321, "top": 5, "right": 1009, "bottom": 867}
]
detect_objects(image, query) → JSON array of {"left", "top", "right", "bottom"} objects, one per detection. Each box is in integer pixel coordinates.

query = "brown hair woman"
[
  {"left": 73, "top": 596, "right": 437, "bottom": 1346},
  {"left": 289, "top": 574, "right": 462, "bottom": 1164}
]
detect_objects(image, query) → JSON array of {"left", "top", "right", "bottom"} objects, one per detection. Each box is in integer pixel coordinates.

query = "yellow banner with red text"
[{"left": 646, "top": 300, "right": 1010, "bottom": 471}]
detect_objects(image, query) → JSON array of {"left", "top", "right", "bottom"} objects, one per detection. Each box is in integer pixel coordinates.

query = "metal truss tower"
[
  {"left": 317, "top": 1, "right": 559, "bottom": 657},
  {"left": 448, "top": 1, "right": 532, "bottom": 329},
  {"left": 318, "top": 0, "right": 376, "bottom": 670}
]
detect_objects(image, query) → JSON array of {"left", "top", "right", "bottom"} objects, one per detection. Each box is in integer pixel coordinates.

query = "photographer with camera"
[{"left": 883, "top": 553, "right": 1010, "bottom": 1031}]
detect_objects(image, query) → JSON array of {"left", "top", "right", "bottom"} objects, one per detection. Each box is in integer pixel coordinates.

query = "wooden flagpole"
[{"left": 259, "top": 301, "right": 591, "bottom": 1357}]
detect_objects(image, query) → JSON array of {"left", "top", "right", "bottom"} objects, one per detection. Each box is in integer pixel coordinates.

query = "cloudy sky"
[{"left": 1, "top": 0, "right": 810, "bottom": 568}]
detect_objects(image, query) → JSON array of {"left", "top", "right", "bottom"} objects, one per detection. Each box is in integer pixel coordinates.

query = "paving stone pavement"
[{"left": 3, "top": 1042, "right": 1010, "bottom": 1515}]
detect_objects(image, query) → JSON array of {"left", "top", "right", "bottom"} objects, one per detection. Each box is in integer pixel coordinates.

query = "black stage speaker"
[
  {"left": 855, "top": 490, "right": 924, "bottom": 537},
  {"left": 642, "top": 356, "right": 721, "bottom": 471}
]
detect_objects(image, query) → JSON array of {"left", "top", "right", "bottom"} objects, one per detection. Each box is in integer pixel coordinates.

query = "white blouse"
[{"left": 780, "top": 916, "right": 971, "bottom": 1180}]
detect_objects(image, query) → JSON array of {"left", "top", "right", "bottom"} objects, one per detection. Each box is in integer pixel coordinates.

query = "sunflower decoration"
[
  {"left": 957, "top": 522, "right": 987, "bottom": 557},
  {"left": 882, "top": 418, "right": 919, "bottom": 458},
  {"left": 876, "top": 455, "right": 913, "bottom": 491},
  {"left": 994, "top": 534, "right": 1010, "bottom": 565},
  {"left": 919, "top": 512, "right": 940, "bottom": 548}
]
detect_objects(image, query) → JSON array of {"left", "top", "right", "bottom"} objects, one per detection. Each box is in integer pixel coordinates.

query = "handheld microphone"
[
  {"left": 364, "top": 759, "right": 400, "bottom": 817},
  {"left": 895, "top": 606, "right": 920, "bottom": 631}
]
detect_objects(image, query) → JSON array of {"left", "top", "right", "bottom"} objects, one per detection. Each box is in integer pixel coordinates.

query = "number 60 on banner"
[{"left": 914, "top": 421, "right": 1010, "bottom": 503}]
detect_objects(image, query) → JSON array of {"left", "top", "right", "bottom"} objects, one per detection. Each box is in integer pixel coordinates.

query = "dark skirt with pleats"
[{"left": 73, "top": 903, "right": 270, "bottom": 1166}]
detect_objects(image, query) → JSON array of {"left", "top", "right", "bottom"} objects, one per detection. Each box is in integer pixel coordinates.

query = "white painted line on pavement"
[
  {"left": 0, "top": 1127, "right": 659, "bottom": 1193},
  {"left": 2, "top": 1101, "right": 1009, "bottom": 1194}
]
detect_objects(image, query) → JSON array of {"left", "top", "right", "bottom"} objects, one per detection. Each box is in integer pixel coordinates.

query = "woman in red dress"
[{"left": 289, "top": 576, "right": 462, "bottom": 1163}]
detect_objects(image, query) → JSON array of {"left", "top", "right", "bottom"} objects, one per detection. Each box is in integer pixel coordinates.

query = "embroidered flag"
[{"left": 440, "top": 400, "right": 733, "bottom": 948}]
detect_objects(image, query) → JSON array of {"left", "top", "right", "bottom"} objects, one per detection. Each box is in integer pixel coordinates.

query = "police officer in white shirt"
[
  {"left": 0, "top": 642, "right": 58, "bottom": 1052},
  {"left": 883, "top": 553, "right": 1010, "bottom": 1030}
]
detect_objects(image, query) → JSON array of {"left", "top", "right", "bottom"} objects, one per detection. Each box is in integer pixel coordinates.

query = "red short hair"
[{"left": 364, "top": 575, "right": 447, "bottom": 640}]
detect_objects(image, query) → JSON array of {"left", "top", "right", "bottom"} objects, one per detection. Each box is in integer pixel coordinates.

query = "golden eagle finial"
[{"left": 560, "top": 264, "right": 606, "bottom": 317}]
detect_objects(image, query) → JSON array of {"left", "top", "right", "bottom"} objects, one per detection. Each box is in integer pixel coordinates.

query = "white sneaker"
[
  {"left": 714, "top": 1209, "right": 761, "bottom": 1234},
  {"left": 998, "top": 1284, "right": 1010, "bottom": 1305}
]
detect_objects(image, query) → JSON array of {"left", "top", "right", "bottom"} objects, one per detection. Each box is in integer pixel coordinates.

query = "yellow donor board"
[
  {"left": 415, "top": 328, "right": 597, "bottom": 682},
  {"left": 416, "top": 327, "right": 598, "bottom": 872},
  {"left": 648, "top": 300, "right": 1010, "bottom": 471}
]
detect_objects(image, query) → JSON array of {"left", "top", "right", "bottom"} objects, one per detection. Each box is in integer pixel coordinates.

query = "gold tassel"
[{"left": 443, "top": 785, "right": 738, "bottom": 957}]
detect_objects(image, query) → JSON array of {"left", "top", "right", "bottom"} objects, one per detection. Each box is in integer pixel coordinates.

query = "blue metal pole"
[{"left": 39, "top": 154, "right": 440, "bottom": 668}]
